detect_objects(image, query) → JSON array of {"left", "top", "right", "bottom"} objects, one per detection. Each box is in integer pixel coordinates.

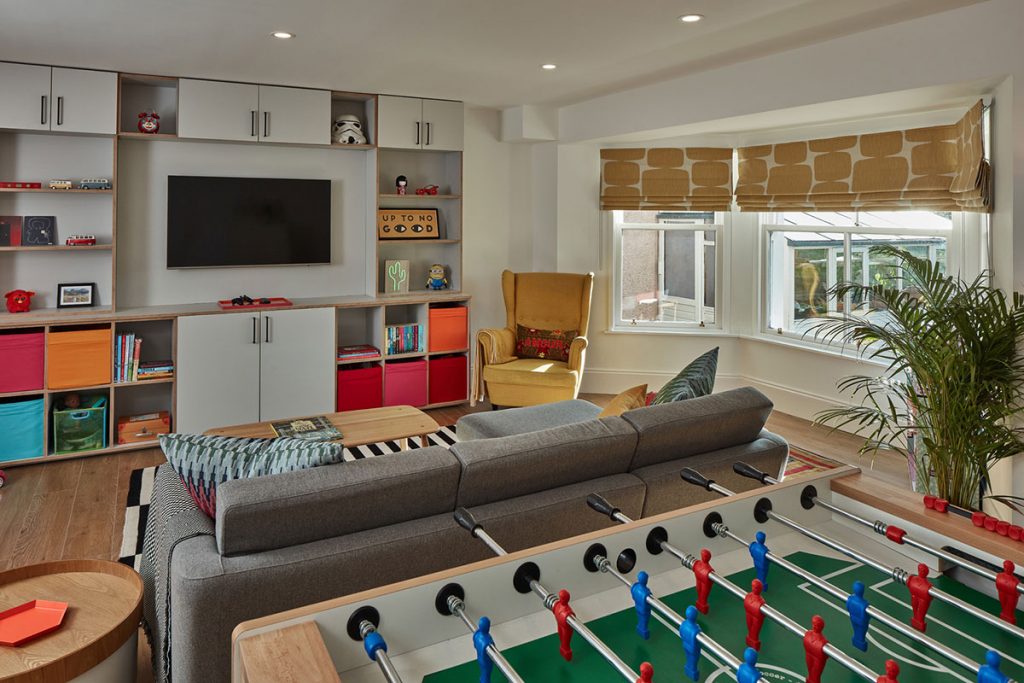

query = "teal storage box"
[
  {"left": 0, "top": 397, "right": 44, "bottom": 462},
  {"left": 52, "top": 395, "right": 108, "bottom": 455}
]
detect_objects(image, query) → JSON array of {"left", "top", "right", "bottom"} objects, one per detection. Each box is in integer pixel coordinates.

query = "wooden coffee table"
[
  {"left": 205, "top": 405, "right": 441, "bottom": 450},
  {"left": 0, "top": 560, "right": 143, "bottom": 683}
]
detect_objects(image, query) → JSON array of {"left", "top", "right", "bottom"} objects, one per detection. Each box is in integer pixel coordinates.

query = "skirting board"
[{"left": 581, "top": 368, "right": 849, "bottom": 423}]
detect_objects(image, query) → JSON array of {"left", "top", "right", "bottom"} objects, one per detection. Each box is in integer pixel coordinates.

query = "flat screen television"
[{"left": 166, "top": 175, "right": 331, "bottom": 268}]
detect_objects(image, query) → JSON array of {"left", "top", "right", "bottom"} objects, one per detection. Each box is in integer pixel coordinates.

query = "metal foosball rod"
[
  {"left": 678, "top": 467, "right": 1024, "bottom": 642},
  {"left": 732, "top": 461, "right": 1024, "bottom": 599},
  {"left": 585, "top": 496, "right": 881, "bottom": 683},
  {"left": 452, "top": 508, "right": 648, "bottom": 682},
  {"left": 358, "top": 620, "right": 405, "bottom": 683},
  {"left": 441, "top": 592, "right": 526, "bottom": 683}
]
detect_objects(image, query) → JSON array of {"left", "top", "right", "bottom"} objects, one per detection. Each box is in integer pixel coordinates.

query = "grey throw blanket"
[{"left": 141, "top": 465, "right": 215, "bottom": 683}]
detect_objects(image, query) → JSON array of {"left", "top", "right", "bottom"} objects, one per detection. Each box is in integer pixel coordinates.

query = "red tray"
[
  {"left": 217, "top": 297, "right": 293, "bottom": 310},
  {"left": 0, "top": 600, "right": 68, "bottom": 646}
]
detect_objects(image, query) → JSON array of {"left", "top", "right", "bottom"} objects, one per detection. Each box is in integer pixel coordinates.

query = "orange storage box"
[
  {"left": 117, "top": 411, "right": 171, "bottom": 445},
  {"left": 47, "top": 327, "right": 112, "bottom": 389},
  {"left": 428, "top": 306, "right": 468, "bottom": 353}
]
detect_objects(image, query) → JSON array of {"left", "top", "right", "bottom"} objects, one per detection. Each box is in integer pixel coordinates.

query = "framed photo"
[{"left": 56, "top": 282, "right": 96, "bottom": 308}]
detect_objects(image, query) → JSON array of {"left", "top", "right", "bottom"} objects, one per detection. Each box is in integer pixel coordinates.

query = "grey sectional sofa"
[{"left": 142, "top": 386, "right": 787, "bottom": 683}]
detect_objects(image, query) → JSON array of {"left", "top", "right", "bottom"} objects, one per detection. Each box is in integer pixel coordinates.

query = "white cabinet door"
[
  {"left": 257, "top": 85, "right": 330, "bottom": 145},
  {"left": 422, "top": 99, "right": 464, "bottom": 151},
  {"left": 0, "top": 62, "right": 51, "bottom": 131},
  {"left": 258, "top": 307, "right": 335, "bottom": 421},
  {"left": 50, "top": 68, "right": 117, "bottom": 134},
  {"left": 178, "top": 78, "right": 260, "bottom": 142},
  {"left": 176, "top": 312, "right": 261, "bottom": 434},
  {"left": 377, "top": 95, "right": 424, "bottom": 149}
]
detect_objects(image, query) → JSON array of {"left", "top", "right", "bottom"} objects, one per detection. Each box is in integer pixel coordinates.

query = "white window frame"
[
  {"left": 609, "top": 210, "right": 727, "bottom": 333},
  {"left": 758, "top": 211, "right": 983, "bottom": 349}
]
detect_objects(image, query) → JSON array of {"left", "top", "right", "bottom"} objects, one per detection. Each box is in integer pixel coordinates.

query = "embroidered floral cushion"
[{"left": 515, "top": 324, "right": 577, "bottom": 362}]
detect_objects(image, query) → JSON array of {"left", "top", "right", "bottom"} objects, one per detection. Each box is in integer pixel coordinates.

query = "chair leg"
[{"left": 491, "top": 404, "right": 500, "bottom": 411}]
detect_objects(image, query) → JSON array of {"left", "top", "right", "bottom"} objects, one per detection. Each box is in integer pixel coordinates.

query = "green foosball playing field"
[{"left": 425, "top": 551, "right": 1022, "bottom": 682}]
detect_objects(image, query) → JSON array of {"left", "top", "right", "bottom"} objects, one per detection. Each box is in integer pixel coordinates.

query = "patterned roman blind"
[
  {"left": 600, "top": 147, "right": 733, "bottom": 211},
  {"left": 735, "top": 100, "right": 990, "bottom": 213}
]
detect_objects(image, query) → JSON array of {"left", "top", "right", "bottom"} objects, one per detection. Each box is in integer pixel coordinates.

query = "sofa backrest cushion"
[
  {"left": 449, "top": 416, "right": 638, "bottom": 507},
  {"left": 215, "top": 445, "right": 461, "bottom": 555},
  {"left": 621, "top": 386, "right": 774, "bottom": 470}
]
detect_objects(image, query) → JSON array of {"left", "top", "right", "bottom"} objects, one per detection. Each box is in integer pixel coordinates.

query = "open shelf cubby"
[
  {"left": 378, "top": 243, "right": 462, "bottom": 293},
  {"left": 377, "top": 149, "right": 461, "bottom": 197},
  {"left": 112, "top": 319, "right": 175, "bottom": 384},
  {"left": 336, "top": 306, "right": 384, "bottom": 363},
  {"left": 331, "top": 92, "right": 376, "bottom": 148},
  {"left": 119, "top": 74, "right": 179, "bottom": 137}
]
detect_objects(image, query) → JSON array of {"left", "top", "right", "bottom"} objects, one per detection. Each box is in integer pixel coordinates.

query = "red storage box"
[
  {"left": 429, "top": 306, "right": 468, "bottom": 353},
  {"left": 384, "top": 359, "right": 427, "bottom": 407},
  {"left": 0, "top": 331, "right": 44, "bottom": 393},
  {"left": 337, "top": 364, "right": 384, "bottom": 412},
  {"left": 429, "top": 354, "right": 468, "bottom": 404}
]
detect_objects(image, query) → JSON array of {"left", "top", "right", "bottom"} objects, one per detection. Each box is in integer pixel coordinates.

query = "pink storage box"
[
  {"left": 0, "top": 331, "right": 44, "bottom": 393},
  {"left": 384, "top": 359, "right": 427, "bottom": 407}
]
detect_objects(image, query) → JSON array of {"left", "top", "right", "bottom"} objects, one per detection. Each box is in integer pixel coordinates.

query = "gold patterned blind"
[
  {"left": 735, "top": 100, "right": 990, "bottom": 213},
  {"left": 601, "top": 147, "right": 733, "bottom": 211}
]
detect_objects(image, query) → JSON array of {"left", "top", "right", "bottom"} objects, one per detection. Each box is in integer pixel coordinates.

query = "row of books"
[
  {"left": 386, "top": 324, "right": 424, "bottom": 355},
  {"left": 114, "top": 332, "right": 174, "bottom": 382},
  {"left": 337, "top": 344, "right": 381, "bottom": 361}
]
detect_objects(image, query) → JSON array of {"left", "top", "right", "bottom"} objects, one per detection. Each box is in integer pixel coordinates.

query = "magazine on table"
[{"left": 271, "top": 415, "right": 342, "bottom": 441}]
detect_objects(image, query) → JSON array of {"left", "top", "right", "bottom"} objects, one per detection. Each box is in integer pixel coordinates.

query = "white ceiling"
[{"left": 0, "top": 0, "right": 986, "bottom": 109}]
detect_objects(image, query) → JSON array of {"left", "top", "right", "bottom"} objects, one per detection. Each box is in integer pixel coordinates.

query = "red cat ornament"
[{"left": 4, "top": 289, "right": 34, "bottom": 313}]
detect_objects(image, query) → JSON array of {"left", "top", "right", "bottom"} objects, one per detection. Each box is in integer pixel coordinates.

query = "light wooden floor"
[{"left": 0, "top": 395, "right": 904, "bottom": 681}]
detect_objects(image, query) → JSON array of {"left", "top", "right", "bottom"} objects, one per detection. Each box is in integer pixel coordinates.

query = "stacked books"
[
  {"left": 386, "top": 324, "right": 423, "bottom": 355},
  {"left": 271, "top": 415, "right": 342, "bottom": 442},
  {"left": 115, "top": 332, "right": 174, "bottom": 382},
  {"left": 337, "top": 344, "right": 381, "bottom": 361}
]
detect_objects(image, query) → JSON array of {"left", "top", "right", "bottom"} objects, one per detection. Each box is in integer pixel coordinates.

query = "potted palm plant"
[{"left": 811, "top": 245, "right": 1024, "bottom": 512}]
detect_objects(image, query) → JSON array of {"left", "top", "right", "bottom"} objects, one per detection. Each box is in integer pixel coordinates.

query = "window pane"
[
  {"left": 619, "top": 227, "right": 715, "bottom": 325},
  {"left": 766, "top": 231, "right": 844, "bottom": 332},
  {"left": 620, "top": 210, "right": 716, "bottom": 225}
]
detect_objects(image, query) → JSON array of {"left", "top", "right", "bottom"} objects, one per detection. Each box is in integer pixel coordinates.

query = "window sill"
[
  {"left": 604, "top": 326, "right": 736, "bottom": 337},
  {"left": 741, "top": 332, "right": 884, "bottom": 366}
]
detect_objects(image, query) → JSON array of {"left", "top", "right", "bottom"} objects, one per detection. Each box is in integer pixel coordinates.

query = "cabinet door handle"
[
  {"left": 40, "top": 95, "right": 47, "bottom": 125},
  {"left": 263, "top": 111, "right": 270, "bottom": 138},
  {"left": 252, "top": 317, "right": 259, "bottom": 344},
  {"left": 415, "top": 121, "right": 420, "bottom": 145},
  {"left": 251, "top": 110, "right": 257, "bottom": 137},
  {"left": 426, "top": 121, "right": 432, "bottom": 146},
  {"left": 264, "top": 316, "right": 272, "bottom": 343},
  {"left": 56, "top": 96, "right": 64, "bottom": 126}
]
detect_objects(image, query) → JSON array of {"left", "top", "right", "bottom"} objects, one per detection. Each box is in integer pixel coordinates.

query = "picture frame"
[
  {"left": 377, "top": 209, "right": 440, "bottom": 239},
  {"left": 56, "top": 282, "right": 96, "bottom": 308}
]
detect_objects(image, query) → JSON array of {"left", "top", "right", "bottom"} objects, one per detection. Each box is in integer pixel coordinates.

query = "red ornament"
[
  {"left": 137, "top": 111, "right": 160, "bottom": 135},
  {"left": 4, "top": 289, "right": 34, "bottom": 313},
  {"left": 415, "top": 184, "right": 439, "bottom": 195}
]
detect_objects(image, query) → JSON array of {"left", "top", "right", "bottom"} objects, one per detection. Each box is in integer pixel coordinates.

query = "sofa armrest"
[
  {"left": 567, "top": 336, "right": 588, "bottom": 371},
  {"left": 477, "top": 327, "right": 517, "bottom": 365}
]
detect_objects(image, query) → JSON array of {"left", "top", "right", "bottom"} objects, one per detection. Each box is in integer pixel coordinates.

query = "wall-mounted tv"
[{"left": 166, "top": 175, "right": 331, "bottom": 268}]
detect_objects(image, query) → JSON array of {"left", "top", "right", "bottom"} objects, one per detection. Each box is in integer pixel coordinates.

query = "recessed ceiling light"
[
  {"left": 678, "top": 14, "right": 703, "bottom": 23},
  {"left": 541, "top": 64, "right": 557, "bottom": 70},
  {"left": 271, "top": 31, "right": 294, "bottom": 39}
]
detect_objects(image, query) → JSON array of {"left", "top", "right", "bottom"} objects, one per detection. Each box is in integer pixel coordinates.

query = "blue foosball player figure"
[
  {"left": 679, "top": 605, "right": 703, "bottom": 681},
  {"left": 631, "top": 571, "right": 653, "bottom": 640},
  {"left": 473, "top": 616, "right": 495, "bottom": 683},
  {"left": 978, "top": 651, "right": 1009, "bottom": 683},
  {"left": 846, "top": 580, "right": 871, "bottom": 652},
  {"left": 736, "top": 646, "right": 762, "bottom": 683},
  {"left": 749, "top": 530, "right": 770, "bottom": 592}
]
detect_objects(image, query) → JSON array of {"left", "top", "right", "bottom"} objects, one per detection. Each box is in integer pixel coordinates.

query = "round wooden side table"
[{"left": 0, "top": 560, "right": 143, "bottom": 683}]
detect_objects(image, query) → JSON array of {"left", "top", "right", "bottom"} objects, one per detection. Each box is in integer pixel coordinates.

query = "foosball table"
[{"left": 231, "top": 463, "right": 1023, "bottom": 683}]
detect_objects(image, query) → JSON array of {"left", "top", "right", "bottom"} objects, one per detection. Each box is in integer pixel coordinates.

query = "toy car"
[
  {"left": 79, "top": 178, "right": 112, "bottom": 190},
  {"left": 66, "top": 234, "right": 97, "bottom": 246},
  {"left": 48, "top": 179, "right": 72, "bottom": 190},
  {"left": 415, "top": 184, "right": 440, "bottom": 196}
]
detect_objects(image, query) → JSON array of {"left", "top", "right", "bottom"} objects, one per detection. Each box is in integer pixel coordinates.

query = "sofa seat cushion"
[
  {"left": 215, "top": 445, "right": 461, "bottom": 555},
  {"left": 482, "top": 358, "right": 578, "bottom": 388},
  {"left": 159, "top": 433, "right": 344, "bottom": 518},
  {"left": 450, "top": 417, "right": 638, "bottom": 507},
  {"left": 622, "top": 386, "right": 774, "bottom": 470},
  {"left": 632, "top": 431, "right": 789, "bottom": 516},
  {"left": 456, "top": 399, "right": 601, "bottom": 440}
]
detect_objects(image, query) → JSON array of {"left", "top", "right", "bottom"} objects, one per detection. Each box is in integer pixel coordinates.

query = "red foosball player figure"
[
  {"left": 803, "top": 615, "right": 829, "bottom": 683},
  {"left": 876, "top": 659, "right": 900, "bottom": 683},
  {"left": 552, "top": 589, "right": 575, "bottom": 662},
  {"left": 907, "top": 564, "right": 933, "bottom": 632},
  {"left": 996, "top": 560, "right": 1020, "bottom": 625},
  {"left": 744, "top": 579, "right": 766, "bottom": 650},
  {"left": 693, "top": 548, "right": 714, "bottom": 614},
  {"left": 635, "top": 661, "right": 654, "bottom": 683}
]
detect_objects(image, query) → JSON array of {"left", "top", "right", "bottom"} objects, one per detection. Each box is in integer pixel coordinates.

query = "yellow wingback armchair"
[{"left": 473, "top": 270, "right": 595, "bottom": 407}]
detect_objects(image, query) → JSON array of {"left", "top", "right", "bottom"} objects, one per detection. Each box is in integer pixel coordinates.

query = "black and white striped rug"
[{"left": 117, "top": 425, "right": 459, "bottom": 569}]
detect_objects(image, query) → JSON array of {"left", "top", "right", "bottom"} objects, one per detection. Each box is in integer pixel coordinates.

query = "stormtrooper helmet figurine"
[{"left": 332, "top": 114, "right": 367, "bottom": 145}]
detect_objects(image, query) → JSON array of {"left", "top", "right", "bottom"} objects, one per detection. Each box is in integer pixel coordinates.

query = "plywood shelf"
[
  {"left": 114, "top": 376, "right": 175, "bottom": 387},
  {"left": 0, "top": 187, "right": 112, "bottom": 194},
  {"left": 0, "top": 388, "right": 45, "bottom": 399},
  {"left": 332, "top": 143, "right": 375, "bottom": 150},
  {"left": 0, "top": 244, "right": 112, "bottom": 252},
  {"left": 337, "top": 356, "right": 382, "bottom": 366},
  {"left": 384, "top": 352, "right": 425, "bottom": 360},
  {"left": 378, "top": 194, "right": 460, "bottom": 200},
  {"left": 117, "top": 132, "right": 178, "bottom": 140},
  {"left": 378, "top": 239, "right": 460, "bottom": 244}
]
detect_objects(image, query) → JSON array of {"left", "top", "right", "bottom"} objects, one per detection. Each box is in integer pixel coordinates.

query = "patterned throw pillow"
[
  {"left": 652, "top": 347, "right": 718, "bottom": 404},
  {"left": 515, "top": 324, "right": 577, "bottom": 362},
  {"left": 159, "top": 433, "right": 344, "bottom": 518},
  {"left": 598, "top": 384, "right": 648, "bottom": 417}
]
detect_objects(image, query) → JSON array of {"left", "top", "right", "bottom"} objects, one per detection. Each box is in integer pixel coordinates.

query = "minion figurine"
[{"left": 426, "top": 264, "right": 448, "bottom": 290}]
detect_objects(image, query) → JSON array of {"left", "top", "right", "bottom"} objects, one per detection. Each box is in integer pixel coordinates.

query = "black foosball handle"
[
  {"left": 680, "top": 467, "right": 715, "bottom": 491},
  {"left": 586, "top": 494, "right": 620, "bottom": 520},
  {"left": 733, "top": 461, "right": 771, "bottom": 484},
  {"left": 454, "top": 507, "right": 481, "bottom": 536}
]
